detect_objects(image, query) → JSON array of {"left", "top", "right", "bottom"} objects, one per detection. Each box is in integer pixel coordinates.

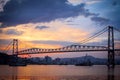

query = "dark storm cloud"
[
  {"left": 112, "top": 1, "right": 117, "bottom": 6},
  {"left": 91, "top": 16, "right": 110, "bottom": 25},
  {"left": 98, "top": 0, "right": 120, "bottom": 28},
  {"left": 111, "top": 0, "right": 120, "bottom": 6},
  {"left": 35, "top": 26, "right": 49, "bottom": 30},
  {"left": 5, "top": 29, "right": 23, "bottom": 35},
  {"left": 0, "top": 0, "right": 97, "bottom": 27}
]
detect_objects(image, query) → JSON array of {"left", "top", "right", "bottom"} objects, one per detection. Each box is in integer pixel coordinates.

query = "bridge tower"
[
  {"left": 108, "top": 26, "right": 115, "bottom": 68},
  {"left": 12, "top": 39, "right": 18, "bottom": 55}
]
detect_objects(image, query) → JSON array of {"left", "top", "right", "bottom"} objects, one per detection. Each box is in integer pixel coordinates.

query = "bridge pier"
[
  {"left": 13, "top": 39, "right": 18, "bottom": 55},
  {"left": 108, "top": 26, "right": 115, "bottom": 69},
  {"left": 9, "top": 39, "right": 27, "bottom": 66}
]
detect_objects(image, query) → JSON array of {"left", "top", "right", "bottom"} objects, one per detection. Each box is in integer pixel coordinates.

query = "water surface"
[{"left": 0, "top": 65, "right": 120, "bottom": 80}]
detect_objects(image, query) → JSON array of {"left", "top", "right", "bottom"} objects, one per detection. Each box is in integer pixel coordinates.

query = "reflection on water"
[
  {"left": 108, "top": 68, "right": 114, "bottom": 80},
  {"left": 0, "top": 65, "right": 120, "bottom": 80}
]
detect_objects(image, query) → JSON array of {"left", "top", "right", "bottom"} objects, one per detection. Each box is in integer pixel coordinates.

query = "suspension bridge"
[{"left": 1, "top": 26, "right": 120, "bottom": 68}]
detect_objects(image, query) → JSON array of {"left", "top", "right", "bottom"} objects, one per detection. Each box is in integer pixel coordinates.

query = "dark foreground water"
[{"left": 0, "top": 65, "right": 120, "bottom": 80}]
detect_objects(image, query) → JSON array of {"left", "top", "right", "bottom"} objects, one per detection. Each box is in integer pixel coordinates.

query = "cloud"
[
  {"left": 30, "top": 40, "right": 74, "bottom": 47},
  {"left": 112, "top": 1, "right": 117, "bottom": 6},
  {"left": 0, "top": 0, "right": 97, "bottom": 27},
  {"left": 91, "top": 16, "right": 110, "bottom": 25},
  {"left": 0, "top": 39, "right": 11, "bottom": 50},
  {"left": 67, "top": 0, "right": 102, "bottom": 5},
  {"left": 0, "top": 29, "right": 3, "bottom": 33},
  {"left": 35, "top": 26, "right": 49, "bottom": 30},
  {"left": 0, "top": 39, "right": 10, "bottom": 45},
  {"left": 4, "top": 29, "right": 23, "bottom": 35},
  {"left": 0, "top": 0, "right": 9, "bottom": 12},
  {"left": 0, "top": 20, "right": 89, "bottom": 43}
]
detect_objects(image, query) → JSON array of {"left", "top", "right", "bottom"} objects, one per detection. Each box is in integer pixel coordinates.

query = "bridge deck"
[{"left": 18, "top": 49, "right": 120, "bottom": 55}]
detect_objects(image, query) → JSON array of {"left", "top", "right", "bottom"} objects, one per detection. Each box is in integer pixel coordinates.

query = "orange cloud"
[
  {"left": 18, "top": 41, "right": 61, "bottom": 50},
  {"left": 0, "top": 20, "right": 89, "bottom": 42}
]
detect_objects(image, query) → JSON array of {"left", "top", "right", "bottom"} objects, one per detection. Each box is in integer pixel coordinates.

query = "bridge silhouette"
[{"left": 2, "top": 26, "right": 120, "bottom": 68}]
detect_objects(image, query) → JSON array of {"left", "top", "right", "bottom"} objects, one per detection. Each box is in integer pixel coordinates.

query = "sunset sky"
[{"left": 0, "top": 0, "right": 120, "bottom": 58}]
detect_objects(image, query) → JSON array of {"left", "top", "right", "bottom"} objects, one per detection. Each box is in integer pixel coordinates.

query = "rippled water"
[{"left": 0, "top": 65, "right": 120, "bottom": 80}]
